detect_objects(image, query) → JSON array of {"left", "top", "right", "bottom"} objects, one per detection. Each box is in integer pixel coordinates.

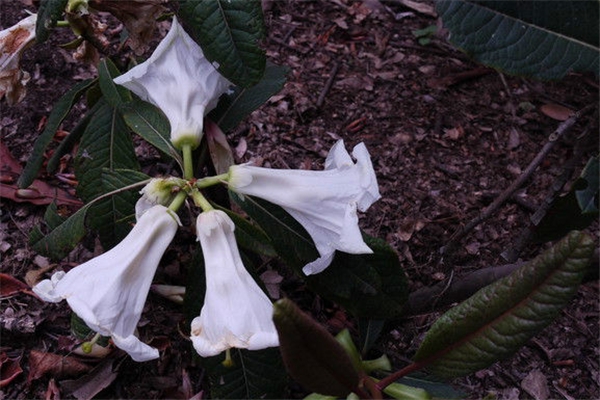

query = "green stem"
[
  {"left": 56, "top": 20, "right": 70, "bottom": 27},
  {"left": 194, "top": 172, "right": 230, "bottom": 189},
  {"left": 168, "top": 190, "right": 188, "bottom": 212},
  {"left": 191, "top": 189, "right": 213, "bottom": 211},
  {"left": 182, "top": 144, "right": 194, "bottom": 180}
]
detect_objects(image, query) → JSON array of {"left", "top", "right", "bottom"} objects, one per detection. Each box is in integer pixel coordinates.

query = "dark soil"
[{"left": 1, "top": 1, "right": 598, "bottom": 399}]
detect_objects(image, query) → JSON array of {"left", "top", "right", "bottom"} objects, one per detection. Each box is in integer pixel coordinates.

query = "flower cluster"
[{"left": 33, "top": 17, "right": 380, "bottom": 362}]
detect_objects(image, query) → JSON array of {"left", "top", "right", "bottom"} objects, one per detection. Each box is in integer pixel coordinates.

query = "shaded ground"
[{"left": 1, "top": 0, "right": 598, "bottom": 399}]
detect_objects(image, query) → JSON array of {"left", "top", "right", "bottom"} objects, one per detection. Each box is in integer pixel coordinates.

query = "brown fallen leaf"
[
  {"left": 89, "top": 0, "right": 168, "bottom": 55},
  {"left": 0, "top": 141, "right": 82, "bottom": 207},
  {"left": 60, "top": 359, "right": 117, "bottom": 400},
  {"left": 0, "top": 352, "right": 23, "bottom": 388},
  {"left": 540, "top": 103, "right": 575, "bottom": 121},
  {"left": 27, "top": 350, "right": 92, "bottom": 384},
  {"left": 0, "top": 273, "right": 30, "bottom": 298}
]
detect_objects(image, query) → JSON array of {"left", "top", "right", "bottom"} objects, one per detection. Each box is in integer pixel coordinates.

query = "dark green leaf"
[
  {"left": 576, "top": 156, "right": 599, "bottom": 213},
  {"left": 177, "top": 0, "right": 266, "bottom": 86},
  {"left": 36, "top": 0, "right": 68, "bottom": 43},
  {"left": 46, "top": 99, "right": 103, "bottom": 173},
  {"left": 436, "top": 0, "right": 600, "bottom": 79},
  {"left": 30, "top": 202, "right": 91, "bottom": 260},
  {"left": 358, "top": 318, "right": 386, "bottom": 355},
  {"left": 273, "top": 298, "right": 359, "bottom": 397},
  {"left": 231, "top": 192, "right": 408, "bottom": 318},
  {"left": 119, "top": 100, "right": 182, "bottom": 165},
  {"left": 98, "top": 58, "right": 131, "bottom": 107},
  {"left": 210, "top": 63, "right": 289, "bottom": 132},
  {"left": 18, "top": 79, "right": 95, "bottom": 188},
  {"left": 229, "top": 191, "right": 319, "bottom": 270},
  {"left": 413, "top": 231, "right": 595, "bottom": 378},
  {"left": 75, "top": 100, "right": 140, "bottom": 249},
  {"left": 307, "top": 235, "right": 408, "bottom": 318},
  {"left": 396, "top": 374, "right": 462, "bottom": 399},
  {"left": 532, "top": 156, "right": 599, "bottom": 243},
  {"left": 203, "top": 348, "right": 287, "bottom": 399},
  {"left": 217, "top": 206, "right": 277, "bottom": 258}
]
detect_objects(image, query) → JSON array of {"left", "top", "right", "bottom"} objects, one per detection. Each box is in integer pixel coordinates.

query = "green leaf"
[
  {"left": 231, "top": 192, "right": 408, "bottom": 318},
  {"left": 98, "top": 58, "right": 131, "bottom": 107},
  {"left": 532, "top": 156, "right": 599, "bottom": 243},
  {"left": 358, "top": 318, "right": 386, "bottom": 355},
  {"left": 75, "top": 100, "right": 140, "bottom": 249},
  {"left": 203, "top": 348, "right": 287, "bottom": 399},
  {"left": 307, "top": 235, "right": 408, "bottom": 318},
  {"left": 576, "top": 156, "right": 599, "bottom": 214},
  {"left": 46, "top": 99, "right": 103, "bottom": 173},
  {"left": 36, "top": 0, "right": 68, "bottom": 43},
  {"left": 273, "top": 298, "right": 359, "bottom": 397},
  {"left": 436, "top": 0, "right": 600, "bottom": 79},
  {"left": 229, "top": 191, "right": 320, "bottom": 270},
  {"left": 18, "top": 79, "right": 95, "bottom": 188},
  {"left": 217, "top": 206, "right": 277, "bottom": 258},
  {"left": 30, "top": 202, "right": 91, "bottom": 260},
  {"left": 413, "top": 231, "right": 595, "bottom": 378},
  {"left": 210, "top": 63, "right": 289, "bottom": 132},
  {"left": 119, "top": 100, "right": 182, "bottom": 165},
  {"left": 177, "top": 0, "right": 266, "bottom": 86}
]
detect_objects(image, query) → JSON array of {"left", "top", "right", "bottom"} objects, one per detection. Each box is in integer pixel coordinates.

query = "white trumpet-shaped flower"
[
  {"left": 190, "top": 210, "right": 279, "bottom": 357},
  {"left": 228, "top": 140, "right": 380, "bottom": 275},
  {"left": 113, "top": 17, "right": 230, "bottom": 149},
  {"left": 33, "top": 205, "right": 180, "bottom": 362}
]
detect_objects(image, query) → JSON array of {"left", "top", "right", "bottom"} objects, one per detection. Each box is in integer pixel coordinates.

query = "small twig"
[
  {"left": 316, "top": 61, "right": 340, "bottom": 109},
  {"left": 442, "top": 104, "right": 594, "bottom": 255}
]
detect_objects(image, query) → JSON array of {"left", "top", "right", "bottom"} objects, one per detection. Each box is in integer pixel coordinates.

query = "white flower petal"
[
  {"left": 190, "top": 210, "right": 279, "bottom": 357},
  {"left": 32, "top": 205, "right": 179, "bottom": 361},
  {"left": 228, "top": 140, "right": 380, "bottom": 275},
  {"left": 113, "top": 17, "right": 231, "bottom": 149}
]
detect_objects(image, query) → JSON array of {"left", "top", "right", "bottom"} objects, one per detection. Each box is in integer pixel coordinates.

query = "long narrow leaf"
[
  {"left": 18, "top": 79, "right": 95, "bottom": 188},
  {"left": 413, "top": 231, "right": 594, "bottom": 378},
  {"left": 30, "top": 202, "right": 91, "bottom": 260}
]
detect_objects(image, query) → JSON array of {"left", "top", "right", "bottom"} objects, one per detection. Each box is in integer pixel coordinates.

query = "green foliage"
[
  {"left": 29, "top": 202, "right": 91, "bottom": 260},
  {"left": 533, "top": 156, "right": 599, "bottom": 243},
  {"left": 18, "top": 79, "right": 95, "bottom": 188},
  {"left": 273, "top": 298, "right": 359, "bottom": 397},
  {"left": 177, "top": 0, "right": 266, "bottom": 87},
  {"left": 230, "top": 192, "right": 409, "bottom": 318},
  {"left": 413, "top": 231, "right": 594, "bottom": 378},
  {"left": 210, "top": 63, "right": 289, "bottom": 132},
  {"left": 36, "top": 0, "right": 68, "bottom": 43},
  {"left": 74, "top": 99, "right": 140, "bottom": 249},
  {"left": 98, "top": 58, "right": 131, "bottom": 107},
  {"left": 119, "top": 100, "right": 182, "bottom": 165},
  {"left": 436, "top": 0, "right": 600, "bottom": 79},
  {"left": 204, "top": 348, "right": 288, "bottom": 399}
]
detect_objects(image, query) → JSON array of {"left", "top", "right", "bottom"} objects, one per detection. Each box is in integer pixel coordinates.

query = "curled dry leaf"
[
  {"left": 89, "top": 0, "right": 169, "bottom": 55},
  {"left": 0, "top": 352, "right": 23, "bottom": 388},
  {"left": 27, "top": 350, "right": 92, "bottom": 384},
  {"left": 0, "top": 14, "right": 36, "bottom": 105}
]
